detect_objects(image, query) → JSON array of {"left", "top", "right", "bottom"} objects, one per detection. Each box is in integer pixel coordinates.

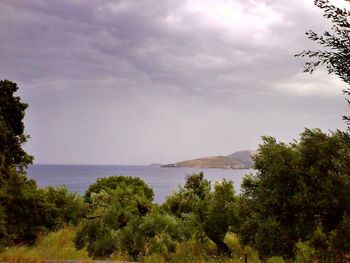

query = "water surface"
[{"left": 27, "top": 164, "right": 253, "bottom": 203}]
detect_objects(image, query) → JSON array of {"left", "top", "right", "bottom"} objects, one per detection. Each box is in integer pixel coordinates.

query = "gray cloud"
[{"left": 0, "top": 0, "right": 348, "bottom": 164}]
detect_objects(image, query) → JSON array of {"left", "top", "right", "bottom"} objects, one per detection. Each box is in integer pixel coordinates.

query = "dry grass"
[
  {"left": 142, "top": 233, "right": 261, "bottom": 263},
  {"left": 0, "top": 225, "right": 90, "bottom": 263},
  {"left": 1, "top": 229, "right": 265, "bottom": 263}
]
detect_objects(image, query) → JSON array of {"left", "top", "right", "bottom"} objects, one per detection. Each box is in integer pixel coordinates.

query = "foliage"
[
  {"left": 0, "top": 168, "right": 86, "bottom": 246},
  {"left": 294, "top": 2, "right": 350, "bottom": 258},
  {"left": 204, "top": 180, "right": 239, "bottom": 254},
  {"left": 329, "top": 213, "right": 350, "bottom": 255},
  {"left": 84, "top": 175, "right": 154, "bottom": 203},
  {"left": 163, "top": 172, "right": 239, "bottom": 255},
  {"left": 294, "top": 241, "right": 316, "bottom": 263},
  {"left": 0, "top": 169, "right": 49, "bottom": 245},
  {"left": 296, "top": 0, "right": 350, "bottom": 123},
  {"left": 42, "top": 186, "right": 86, "bottom": 226},
  {"left": 76, "top": 174, "right": 242, "bottom": 260},
  {"left": 135, "top": 209, "right": 183, "bottom": 258},
  {"left": 75, "top": 175, "right": 181, "bottom": 260},
  {"left": 0, "top": 80, "right": 33, "bottom": 171},
  {"left": 266, "top": 256, "right": 285, "bottom": 263},
  {"left": 239, "top": 129, "right": 350, "bottom": 259}
]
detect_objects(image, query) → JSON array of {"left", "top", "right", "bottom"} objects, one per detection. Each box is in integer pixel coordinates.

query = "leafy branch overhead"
[
  {"left": 296, "top": 0, "right": 350, "bottom": 124},
  {"left": 296, "top": 0, "right": 350, "bottom": 83}
]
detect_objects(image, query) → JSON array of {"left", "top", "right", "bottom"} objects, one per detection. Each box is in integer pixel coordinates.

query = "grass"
[
  {"left": 0, "top": 225, "right": 90, "bottom": 263},
  {"left": 0, "top": 228, "right": 292, "bottom": 263},
  {"left": 142, "top": 233, "right": 261, "bottom": 263}
]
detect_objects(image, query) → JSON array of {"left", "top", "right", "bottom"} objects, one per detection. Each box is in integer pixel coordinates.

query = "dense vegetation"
[
  {"left": 1, "top": 0, "right": 350, "bottom": 262},
  {"left": 239, "top": 130, "right": 350, "bottom": 259}
]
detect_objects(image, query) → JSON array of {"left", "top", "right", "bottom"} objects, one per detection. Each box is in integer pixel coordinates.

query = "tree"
[
  {"left": 84, "top": 175, "right": 154, "bottom": 204},
  {"left": 0, "top": 80, "right": 85, "bottom": 247},
  {"left": 76, "top": 185, "right": 153, "bottom": 259},
  {"left": 0, "top": 80, "right": 33, "bottom": 171},
  {"left": 0, "top": 80, "right": 40, "bottom": 245},
  {"left": 239, "top": 137, "right": 302, "bottom": 258},
  {"left": 163, "top": 172, "right": 239, "bottom": 255},
  {"left": 0, "top": 169, "right": 86, "bottom": 246},
  {"left": 239, "top": 129, "right": 350, "bottom": 259},
  {"left": 296, "top": 0, "right": 350, "bottom": 123},
  {"left": 75, "top": 176, "right": 182, "bottom": 260},
  {"left": 41, "top": 186, "right": 86, "bottom": 226},
  {"left": 203, "top": 180, "right": 239, "bottom": 254}
]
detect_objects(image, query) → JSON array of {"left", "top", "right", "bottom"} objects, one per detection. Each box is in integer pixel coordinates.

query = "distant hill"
[{"left": 162, "top": 150, "right": 255, "bottom": 169}]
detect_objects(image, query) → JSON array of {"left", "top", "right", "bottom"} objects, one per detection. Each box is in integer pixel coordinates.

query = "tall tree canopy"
[{"left": 0, "top": 80, "right": 33, "bottom": 171}]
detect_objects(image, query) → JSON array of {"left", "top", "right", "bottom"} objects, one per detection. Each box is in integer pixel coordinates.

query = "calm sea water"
[{"left": 27, "top": 165, "right": 253, "bottom": 203}]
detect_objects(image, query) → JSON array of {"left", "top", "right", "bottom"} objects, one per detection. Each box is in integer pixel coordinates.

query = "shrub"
[
  {"left": 76, "top": 176, "right": 165, "bottom": 259},
  {"left": 84, "top": 175, "right": 154, "bottom": 203},
  {"left": 163, "top": 173, "right": 239, "bottom": 255}
]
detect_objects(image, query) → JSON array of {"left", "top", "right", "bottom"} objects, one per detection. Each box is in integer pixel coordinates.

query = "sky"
[{"left": 0, "top": 0, "right": 349, "bottom": 165}]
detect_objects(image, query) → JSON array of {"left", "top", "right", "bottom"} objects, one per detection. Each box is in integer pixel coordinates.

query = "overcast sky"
[{"left": 1, "top": 0, "right": 349, "bottom": 165}]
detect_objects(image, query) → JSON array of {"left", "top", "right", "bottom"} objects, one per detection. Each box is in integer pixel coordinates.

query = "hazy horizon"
[
  {"left": 1, "top": 0, "right": 349, "bottom": 165},
  {"left": 29, "top": 148, "right": 255, "bottom": 166}
]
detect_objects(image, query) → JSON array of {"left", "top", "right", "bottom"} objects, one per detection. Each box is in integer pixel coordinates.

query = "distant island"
[{"left": 161, "top": 150, "right": 256, "bottom": 169}]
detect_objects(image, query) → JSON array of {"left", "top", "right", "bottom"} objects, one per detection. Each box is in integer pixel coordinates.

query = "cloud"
[
  {"left": 0, "top": 0, "right": 348, "bottom": 164},
  {"left": 275, "top": 70, "right": 348, "bottom": 97}
]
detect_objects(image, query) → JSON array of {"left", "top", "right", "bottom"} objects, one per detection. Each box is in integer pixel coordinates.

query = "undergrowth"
[{"left": 0, "top": 225, "right": 90, "bottom": 263}]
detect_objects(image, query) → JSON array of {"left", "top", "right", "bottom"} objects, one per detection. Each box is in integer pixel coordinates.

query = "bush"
[
  {"left": 42, "top": 186, "right": 86, "bottom": 226},
  {"left": 84, "top": 175, "right": 154, "bottom": 203},
  {"left": 0, "top": 170, "right": 50, "bottom": 245},
  {"left": 0, "top": 169, "right": 86, "bottom": 246},
  {"left": 76, "top": 176, "right": 162, "bottom": 259},
  {"left": 295, "top": 241, "right": 316, "bottom": 263},
  {"left": 163, "top": 173, "right": 239, "bottom": 255}
]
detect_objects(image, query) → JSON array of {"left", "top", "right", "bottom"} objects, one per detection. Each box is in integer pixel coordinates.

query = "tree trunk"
[{"left": 209, "top": 235, "right": 231, "bottom": 255}]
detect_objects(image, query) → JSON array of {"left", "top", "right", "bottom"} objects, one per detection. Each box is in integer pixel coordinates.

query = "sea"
[{"left": 27, "top": 165, "right": 253, "bottom": 204}]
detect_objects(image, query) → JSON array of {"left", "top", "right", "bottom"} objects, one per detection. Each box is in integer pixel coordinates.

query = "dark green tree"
[
  {"left": 134, "top": 209, "right": 183, "bottom": 259},
  {"left": 239, "top": 129, "right": 350, "bottom": 259},
  {"left": 0, "top": 80, "right": 33, "bottom": 171},
  {"left": 296, "top": 0, "right": 350, "bottom": 123},
  {"left": 41, "top": 186, "right": 86, "bottom": 226},
  {"left": 163, "top": 172, "right": 239, "bottom": 255},
  {"left": 76, "top": 183, "right": 153, "bottom": 259},
  {"left": 76, "top": 176, "right": 181, "bottom": 260},
  {"left": 0, "top": 170, "right": 86, "bottom": 245},
  {"left": 203, "top": 180, "right": 239, "bottom": 254},
  {"left": 329, "top": 214, "right": 350, "bottom": 257},
  {"left": 84, "top": 175, "right": 154, "bottom": 203},
  {"left": 239, "top": 137, "right": 301, "bottom": 258}
]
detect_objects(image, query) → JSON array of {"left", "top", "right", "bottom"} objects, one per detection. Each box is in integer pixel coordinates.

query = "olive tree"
[
  {"left": 239, "top": 129, "right": 350, "bottom": 259},
  {"left": 296, "top": 0, "right": 350, "bottom": 123},
  {"left": 163, "top": 172, "right": 239, "bottom": 254},
  {"left": 75, "top": 176, "right": 182, "bottom": 260}
]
